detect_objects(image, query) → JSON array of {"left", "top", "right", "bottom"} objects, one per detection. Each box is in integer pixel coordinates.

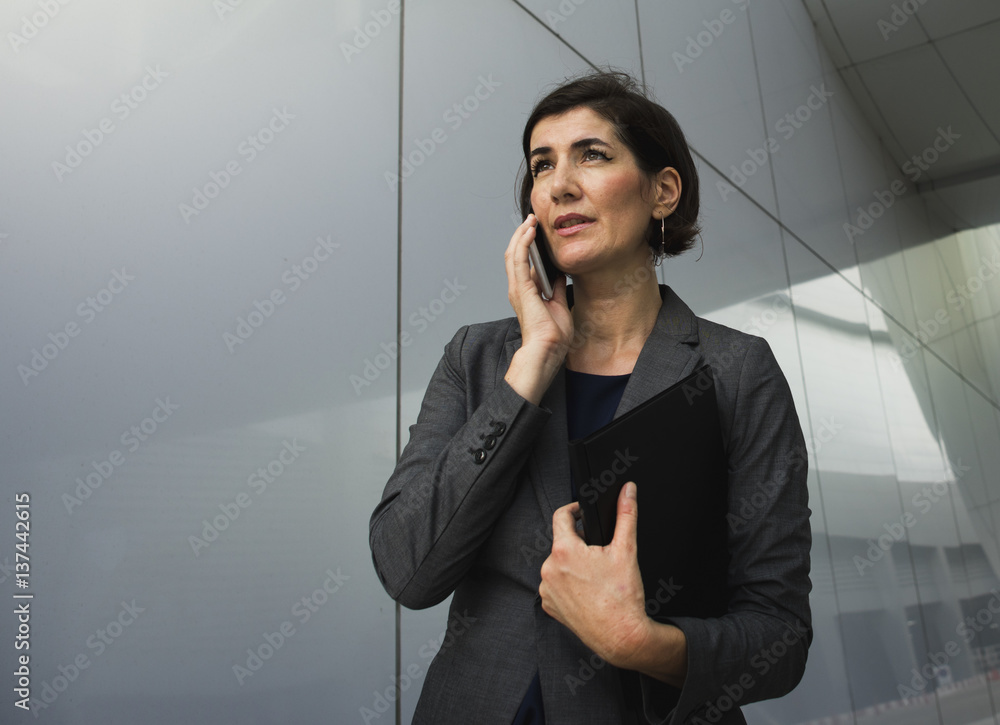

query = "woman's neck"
[{"left": 566, "top": 272, "right": 662, "bottom": 374}]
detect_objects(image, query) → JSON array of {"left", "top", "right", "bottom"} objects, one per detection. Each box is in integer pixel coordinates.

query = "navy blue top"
[
  {"left": 564, "top": 368, "right": 632, "bottom": 499},
  {"left": 511, "top": 368, "right": 630, "bottom": 725}
]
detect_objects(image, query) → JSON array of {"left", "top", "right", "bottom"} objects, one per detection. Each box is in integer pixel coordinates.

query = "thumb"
[{"left": 611, "top": 481, "right": 638, "bottom": 552}]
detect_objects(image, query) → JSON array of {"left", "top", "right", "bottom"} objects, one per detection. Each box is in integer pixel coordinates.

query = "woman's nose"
[{"left": 550, "top": 161, "right": 580, "bottom": 200}]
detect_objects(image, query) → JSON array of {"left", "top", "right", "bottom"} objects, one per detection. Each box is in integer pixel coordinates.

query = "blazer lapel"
[{"left": 614, "top": 285, "right": 702, "bottom": 418}]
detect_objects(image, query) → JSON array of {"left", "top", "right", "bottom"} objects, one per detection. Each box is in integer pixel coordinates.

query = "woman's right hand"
[{"left": 503, "top": 214, "right": 574, "bottom": 405}]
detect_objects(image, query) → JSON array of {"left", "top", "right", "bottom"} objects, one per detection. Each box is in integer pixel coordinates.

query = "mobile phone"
[
  {"left": 527, "top": 212, "right": 562, "bottom": 300},
  {"left": 528, "top": 241, "right": 554, "bottom": 300}
]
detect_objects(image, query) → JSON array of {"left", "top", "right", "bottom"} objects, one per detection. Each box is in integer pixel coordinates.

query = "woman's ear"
[{"left": 655, "top": 167, "right": 682, "bottom": 217}]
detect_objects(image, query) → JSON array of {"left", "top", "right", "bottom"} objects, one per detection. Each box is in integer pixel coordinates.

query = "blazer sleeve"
[
  {"left": 642, "top": 336, "right": 813, "bottom": 724},
  {"left": 369, "top": 324, "right": 552, "bottom": 610}
]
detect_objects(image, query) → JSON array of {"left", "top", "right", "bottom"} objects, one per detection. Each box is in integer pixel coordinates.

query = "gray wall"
[{"left": 1, "top": 1, "right": 999, "bottom": 724}]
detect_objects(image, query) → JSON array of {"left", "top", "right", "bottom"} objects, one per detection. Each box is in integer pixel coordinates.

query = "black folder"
[
  {"left": 567, "top": 364, "right": 730, "bottom": 621},
  {"left": 567, "top": 364, "right": 730, "bottom": 721}
]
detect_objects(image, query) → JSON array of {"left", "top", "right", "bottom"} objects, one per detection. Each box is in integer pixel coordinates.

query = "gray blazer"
[{"left": 370, "top": 284, "right": 812, "bottom": 725}]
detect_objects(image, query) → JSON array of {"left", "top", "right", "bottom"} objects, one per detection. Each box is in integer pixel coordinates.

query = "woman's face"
[{"left": 528, "top": 106, "right": 660, "bottom": 278}]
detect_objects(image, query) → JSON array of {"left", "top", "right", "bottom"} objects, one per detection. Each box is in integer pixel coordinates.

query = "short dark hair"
[{"left": 518, "top": 69, "right": 701, "bottom": 258}]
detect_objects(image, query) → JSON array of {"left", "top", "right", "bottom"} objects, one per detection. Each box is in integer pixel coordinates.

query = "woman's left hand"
[{"left": 539, "top": 482, "right": 651, "bottom": 669}]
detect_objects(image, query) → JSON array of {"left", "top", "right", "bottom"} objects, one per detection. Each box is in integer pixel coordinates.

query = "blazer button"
[
  {"left": 473, "top": 449, "right": 487, "bottom": 464},
  {"left": 493, "top": 422, "right": 506, "bottom": 436},
  {"left": 483, "top": 435, "right": 497, "bottom": 450}
]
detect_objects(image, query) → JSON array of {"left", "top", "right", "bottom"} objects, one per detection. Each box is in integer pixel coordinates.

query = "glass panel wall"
[{"left": 1, "top": 1, "right": 996, "bottom": 723}]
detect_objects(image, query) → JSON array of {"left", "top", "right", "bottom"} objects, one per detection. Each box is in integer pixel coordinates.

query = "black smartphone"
[{"left": 527, "top": 211, "right": 562, "bottom": 300}]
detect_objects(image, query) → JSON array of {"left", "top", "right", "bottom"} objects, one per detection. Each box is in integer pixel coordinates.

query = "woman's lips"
[{"left": 554, "top": 220, "right": 596, "bottom": 237}]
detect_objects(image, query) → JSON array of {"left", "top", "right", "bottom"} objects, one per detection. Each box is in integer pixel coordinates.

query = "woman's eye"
[
  {"left": 531, "top": 149, "right": 608, "bottom": 177},
  {"left": 530, "top": 160, "right": 552, "bottom": 176}
]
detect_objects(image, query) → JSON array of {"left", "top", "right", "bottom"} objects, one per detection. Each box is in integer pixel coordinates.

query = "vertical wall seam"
[{"left": 395, "top": 2, "right": 407, "bottom": 724}]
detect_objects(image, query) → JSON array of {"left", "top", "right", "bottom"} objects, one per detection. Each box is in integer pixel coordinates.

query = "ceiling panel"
[
  {"left": 917, "top": 0, "right": 1000, "bottom": 40},
  {"left": 937, "top": 22, "right": 1000, "bottom": 143},
  {"left": 804, "top": 0, "right": 1000, "bottom": 232},
  {"left": 821, "top": 0, "right": 928, "bottom": 65},
  {"left": 857, "top": 43, "right": 1000, "bottom": 180}
]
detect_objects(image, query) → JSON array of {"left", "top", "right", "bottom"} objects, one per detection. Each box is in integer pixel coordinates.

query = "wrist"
[
  {"left": 504, "top": 345, "right": 567, "bottom": 405},
  {"left": 614, "top": 619, "right": 688, "bottom": 688}
]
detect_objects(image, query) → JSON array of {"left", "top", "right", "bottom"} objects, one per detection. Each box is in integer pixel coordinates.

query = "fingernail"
[{"left": 626, "top": 482, "right": 636, "bottom": 499}]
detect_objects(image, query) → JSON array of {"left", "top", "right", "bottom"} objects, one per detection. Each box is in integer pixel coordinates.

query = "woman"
[{"left": 369, "top": 70, "right": 812, "bottom": 725}]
